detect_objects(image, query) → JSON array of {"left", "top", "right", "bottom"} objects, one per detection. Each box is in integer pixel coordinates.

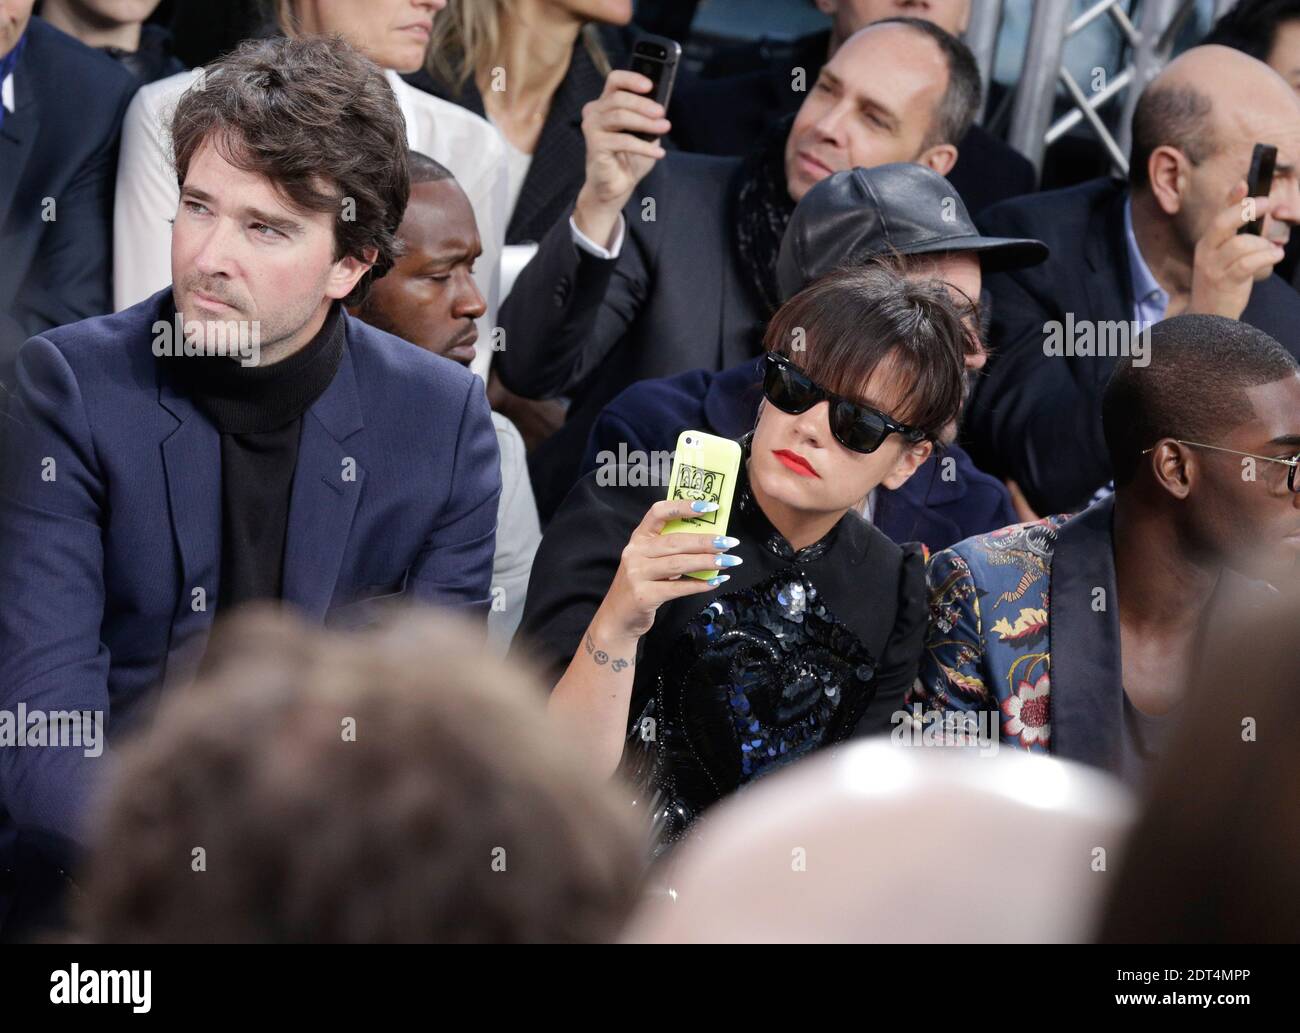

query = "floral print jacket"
[
  {"left": 909, "top": 494, "right": 1276, "bottom": 776},
  {"left": 908, "top": 514, "right": 1072, "bottom": 752}
]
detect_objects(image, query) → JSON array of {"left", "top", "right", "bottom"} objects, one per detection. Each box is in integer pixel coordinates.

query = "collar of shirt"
[
  {"left": 1123, "top": 195, "right": 1169, "bottom": 326},
  {"left": 384, "top": 68, "right": 420, "bottom": 149},
  {"left": 859, "top": 488, "right": 875, "bottom": 524}
]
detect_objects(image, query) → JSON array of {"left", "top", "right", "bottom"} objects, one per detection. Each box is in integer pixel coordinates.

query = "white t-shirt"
[
  {"left": 112, "top": 67, "right": 510, "bottom": 380},
  {"left": 485, "top": 114, "right": 535, "bottom": 221}
]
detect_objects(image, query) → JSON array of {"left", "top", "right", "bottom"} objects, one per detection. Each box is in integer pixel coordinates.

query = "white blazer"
[{"left": 112, "top": 68, "right": 508, "bottom": 380}]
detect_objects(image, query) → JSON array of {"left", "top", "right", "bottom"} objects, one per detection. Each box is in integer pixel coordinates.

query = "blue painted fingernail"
[
  {"left": 691, "top": 500, "right": 720, "bottom": 512},
  {"left": 714, "top": 553, "right": 743, "bottom": 567},
  {"left": 712, "top": 535, "right": 740, "bottom": 549},
  {"left": 707, "top": 574, "right": 730, "bottom": 586}
]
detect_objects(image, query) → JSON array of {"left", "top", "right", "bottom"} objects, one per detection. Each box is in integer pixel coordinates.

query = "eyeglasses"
[
  {"left": 1141, "top": 439, "right": 1300, "bottom": 493},
  {"left": 762, "top": 352, "right": 925, "bottom": 455}
]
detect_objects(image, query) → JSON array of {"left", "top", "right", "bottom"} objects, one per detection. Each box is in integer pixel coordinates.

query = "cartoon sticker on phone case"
[{"left": 670, "top": 463, "right": 725, "bottom": 525}]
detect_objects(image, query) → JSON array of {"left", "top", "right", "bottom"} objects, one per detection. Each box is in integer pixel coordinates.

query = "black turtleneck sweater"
[{"left": 163, "top": 301, "right": 346, "bottom": 609}]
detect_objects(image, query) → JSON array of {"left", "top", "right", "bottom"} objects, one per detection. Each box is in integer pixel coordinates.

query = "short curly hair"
[{"left": 170, "top": 35, "right": 411, "bottom": 306}]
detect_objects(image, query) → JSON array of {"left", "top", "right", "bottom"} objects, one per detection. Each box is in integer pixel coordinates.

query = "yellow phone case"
[{"left": 661, "top": 430, "right": 743, "bottom": 579}]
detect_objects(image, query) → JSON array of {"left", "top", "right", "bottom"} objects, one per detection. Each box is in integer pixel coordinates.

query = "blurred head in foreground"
[
  {"left": 1097, "top": 587, "right": 1300, "bottom": 943},
  {"left": 78, "top": 605, "right": 643, "bottom": 943},
  {"left": 623, "top": 743, "right": 1133, "bottom": 943}
]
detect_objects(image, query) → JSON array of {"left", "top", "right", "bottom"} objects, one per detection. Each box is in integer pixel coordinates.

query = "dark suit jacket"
[
  {"left": 0, "top": 290, "right": 501, "bottom": 865},
  {"left": 581, "top": 357, "right": 1018, "bottom": 553},
  {"left": 404, "top": 36, "right": 621, "bottom": 246},
  {"left": 0, "top": 19, "right": 137, "bottom": 391},
  {"left": 496, "top": 150, "right": 765, "bottom": 521},
  {"left": 667, "top": 29, "right": 1037, "bottom": 216},
  {"left": 969, "top": 177, "right": 1300, "bottom": 515}
]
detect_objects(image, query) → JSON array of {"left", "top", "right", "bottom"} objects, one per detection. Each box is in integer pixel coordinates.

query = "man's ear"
[
  {"left": 813, "top": 0, "right": 838, "bottom": 16},
  {"left": 881, "top": 440, "right": 933, "bottom": 490},
  {"left": 1146, "top": 145, "right": 1188, "bottom": 216},
  {"left": 918, "top": 143, "right": 958, "bottom": 177},
  {"left": 326, "top": 246, "right": 378, "bottom": 301},
  {"left": 1147, "top": 439, "right": 1195, "bottom": 499}
]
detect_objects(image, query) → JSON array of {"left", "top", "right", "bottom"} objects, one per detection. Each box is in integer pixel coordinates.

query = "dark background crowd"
[{"left": 0, "top": 0, "right": 1298, "bottom": 948}]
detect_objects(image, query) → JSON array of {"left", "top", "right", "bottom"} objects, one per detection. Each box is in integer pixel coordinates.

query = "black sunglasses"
[{"left": 761, "top": 353, "right": 925, "bottom": 455}]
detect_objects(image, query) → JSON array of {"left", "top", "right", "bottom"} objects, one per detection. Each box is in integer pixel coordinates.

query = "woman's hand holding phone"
[
  {"left": 552, "top": 496, "right": 740, "bottom": 779},
  {"left": 590, "top": 498, "right": 742, "bottom": 644}
]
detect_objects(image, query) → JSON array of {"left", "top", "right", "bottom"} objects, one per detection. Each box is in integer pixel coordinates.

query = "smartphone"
[
  {"left": 661, "top": 430, "right": 743, "bottom": 580},
  {"left": 628, "top": 33, "right": 681, "bottom": 141},
  {"left": 1238, "top": 142, "right": 1278, "bottom": 235}
]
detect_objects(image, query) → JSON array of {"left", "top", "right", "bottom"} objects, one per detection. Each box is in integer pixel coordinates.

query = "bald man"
[
  {"left": 966, "top": 44, "right": 1300, "bottom": 516},
  {"left": 667, "top": 0, "right": 1035, "bottom": 215}
]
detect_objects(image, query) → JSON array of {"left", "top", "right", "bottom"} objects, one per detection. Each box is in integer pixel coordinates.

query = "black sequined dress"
[{"left": 513, "top": 435, "right": 927, "bottom": 852}]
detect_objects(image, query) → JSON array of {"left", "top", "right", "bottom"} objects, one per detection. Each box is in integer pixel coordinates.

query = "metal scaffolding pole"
[
  {"left": 964, "top": 0, "right": 1005, "bottom": 123},
  {"left": 1007, "top": 0, "right": 1199, "bottom": 181},
  {"left": 1116, "top": 0, "right": 1194, "bottom": 162},
  {"left": 1007, "top": 0, "right": 1072, "bottom": 175}
]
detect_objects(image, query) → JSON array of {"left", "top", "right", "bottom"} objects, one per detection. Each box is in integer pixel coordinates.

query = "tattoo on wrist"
[{"left": 585, "top": 630, "right": 634, "bottom": 671}]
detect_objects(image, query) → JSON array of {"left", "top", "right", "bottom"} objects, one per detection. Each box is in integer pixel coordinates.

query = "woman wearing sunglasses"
[{"left": 512, "top": 263, "right": 968, "bottom": 849}]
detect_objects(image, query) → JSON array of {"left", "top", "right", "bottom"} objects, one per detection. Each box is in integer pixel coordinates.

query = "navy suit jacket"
[
  {"left": 0, "top": 290, "right": 501, "bottom": 857},
  {"left": 0, "top": 19, "right": 137, "bottom": 391},
  {"left": 969, "top": 177, "right": 1300, "bottom": 514},
  {"left": 580, "top": 357, "right": 1018, "bottom": 554}
]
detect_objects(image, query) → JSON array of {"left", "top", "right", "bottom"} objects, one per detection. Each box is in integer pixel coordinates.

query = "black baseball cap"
[{"left": 776, "top": 164, "right": 1049, "bottom": 302}]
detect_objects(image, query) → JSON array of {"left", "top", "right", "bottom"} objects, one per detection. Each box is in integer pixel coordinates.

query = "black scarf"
[{"left": 732, "top": 112, "right": 798, "bottom": 316}]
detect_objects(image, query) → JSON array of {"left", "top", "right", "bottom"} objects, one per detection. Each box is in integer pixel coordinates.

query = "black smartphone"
[
  {"left": 628, "top": 33, "right": 681, "bottom": 141},
  {"left": 1238, "top": 142, "right": 1278, "bottom": 235}
]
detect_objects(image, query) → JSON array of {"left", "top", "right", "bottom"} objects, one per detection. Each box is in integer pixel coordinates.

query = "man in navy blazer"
[
  {"left": 0, "top": 7, "right": 137, "bottom": 392},
  {"left": 0, "top": 36, "right": 499, "bottom": 934}
]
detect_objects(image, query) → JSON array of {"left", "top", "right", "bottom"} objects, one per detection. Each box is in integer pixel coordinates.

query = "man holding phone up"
[
  {"left": 967, "top": 44, "right": 1300, "bottom": 516},
  {"left": 494, "top": 18, "right": 984, "bottom": 521}
]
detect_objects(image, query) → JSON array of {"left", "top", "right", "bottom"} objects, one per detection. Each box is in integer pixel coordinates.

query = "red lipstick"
[{"left": 773, "top": 449, "right": 819, "bottom": 478}]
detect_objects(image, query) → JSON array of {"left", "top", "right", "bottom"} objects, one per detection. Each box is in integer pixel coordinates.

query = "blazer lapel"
[
  {"left": 507, "top": 42, "right": 602, "bottom": 243},
  {"left": 1078, "top": 182, "right": 1137, "bottom": 388},
  {"left": 1083, "top": 182, "right": 1135, "bottom": 322},
  {"left": 0, "top": 58, "right": 39, "bottom": 232},
  {"left": 158, "top": 376, "right": 222, "bottom": 684},
  {"left": 719, "top": 169, "right": 766, "bottom": 369},
  {"left": 1047, "top": 494, "right": 1124, "bottom": 769},
  {"left": 280, "top": 336, "right": 365, "bottom": 620}
]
